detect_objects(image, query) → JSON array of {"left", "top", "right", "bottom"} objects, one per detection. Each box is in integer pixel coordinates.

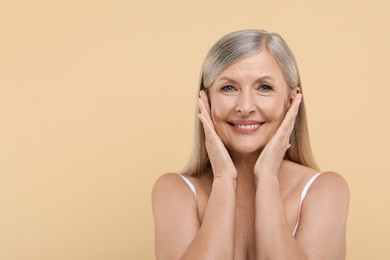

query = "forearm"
[
  {"left": 181, "top": 177, "right": 236, "bottom": 259},
  {"left": 255, "top": 175, "right": 306, "bottom": 260}
]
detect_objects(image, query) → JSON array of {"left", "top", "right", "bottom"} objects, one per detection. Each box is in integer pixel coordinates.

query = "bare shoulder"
[
  {"left": 296, "top": 171, "right": 350, "bottom": 259},
  {"left": 308, "top": 171, "right": 350, "bottom": 224},
  {"left": 279, "top": 160, "right": 320, "bottom": 189},
  {"left": 311, "top": 171, "right": 350, "bottom": 202},
  {"left": 280, "top": 160, "right": 318, "bottom": 178},
  {"left": 152, "top": 173, "right": 196, "bottom": 207},
  {"left": 152, "top": 172, "right": 184, "bottom": 194},
  {"left": 281, "top": 160, "right": 349, "bottom": 196},
  {"left": 299, "top": 170, "right": 350, "bottom": 232},
  {"left": 152, "top": 173, "right": 202, "bottom": 258}
]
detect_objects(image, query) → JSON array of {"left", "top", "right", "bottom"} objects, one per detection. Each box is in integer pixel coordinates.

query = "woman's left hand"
[{"left": 254, "top": 94, "right": 302, "bottom": 178}]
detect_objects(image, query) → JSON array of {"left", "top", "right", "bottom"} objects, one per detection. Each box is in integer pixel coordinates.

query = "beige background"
[{"left": 1, "top": 0, "right": 389, "bottom": 259}]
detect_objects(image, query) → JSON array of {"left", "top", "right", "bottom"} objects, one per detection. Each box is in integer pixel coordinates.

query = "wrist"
[
  {"left": 213, "top": 175, "right": 237, "bottom": 191},
  {"left": 213, "top": 169, "right": 237, "bottom": 181},
  {"left": 254, "top": 167, "right": 280, "bottom": 179},
  {"left": 254, "top": 172, "right": 279, "bottom": 183},
  {"left": 213, "top": 174, "right": 237, "bottom": 182}
]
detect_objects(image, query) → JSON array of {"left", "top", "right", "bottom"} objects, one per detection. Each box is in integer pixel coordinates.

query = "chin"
[{"left": 227, "top": 143, "right": 264, "bottom": 156}]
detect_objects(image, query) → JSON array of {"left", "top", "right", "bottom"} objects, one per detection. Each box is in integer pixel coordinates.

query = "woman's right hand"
[{"left": 197, "top": 90, "right": 237, "bottom": 180}]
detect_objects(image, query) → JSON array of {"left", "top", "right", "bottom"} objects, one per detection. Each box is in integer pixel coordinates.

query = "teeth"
[{"left": 234, "top": 124, "right": 260, "bottom": 129}]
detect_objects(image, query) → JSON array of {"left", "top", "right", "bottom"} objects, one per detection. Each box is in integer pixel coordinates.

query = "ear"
[{"left": 289, "top": 87, "right": 301, "bottom": 105}]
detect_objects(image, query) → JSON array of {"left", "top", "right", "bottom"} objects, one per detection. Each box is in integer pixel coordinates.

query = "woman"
[{"left": 152, "top": 29, "right": 349, "bottom": 259}]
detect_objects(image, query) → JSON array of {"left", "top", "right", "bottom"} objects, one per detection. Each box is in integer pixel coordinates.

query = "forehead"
[{"left": 216, "top": 51, "right": 285, "bottom": 83}]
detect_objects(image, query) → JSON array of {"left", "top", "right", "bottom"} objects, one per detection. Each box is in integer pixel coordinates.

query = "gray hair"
[
  {"left": 183, "top": 29, "right": 318, "bottom": 176},
  {"left": 201, "top": 29, "right": 300, "bottom": 91}
]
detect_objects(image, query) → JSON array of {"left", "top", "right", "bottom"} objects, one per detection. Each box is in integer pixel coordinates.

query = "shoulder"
[
  {"left": 281, "top": 161, "right": 350, "bottom": 206},
  {"left": 310, "top": 171, "right": 350, "bottom": 204},
  {"left": 310, "top": 171, "right": 349, "bottom": 196},
  {"left": 152, "top": 173, "right": 196, "bottom": 204},
  {"left": 292, "top": 171, "right": 349, "bottom": 258},
  {"left": 152, "top": 173, "right": 202, "bottom": 259},
  {"left": 281, "top": 160, "right": 318, "bottom": 178},
  {"left": 295, "top": 171, "right": 350, "bottom": 258},
  {"left": 152, "top": 172, "right": 185, "bottom": 194},
  {"left": 279, "top": 160, "right": 320, "bottom": 190},
  {"left": 152, "top": 173, "right": 199, "bottom": 233},
  {"left": 300, "top": 170, "right": 350, "bottom": 225},
  {"left": 281, "top": 160, "right": 349, "bottom": 193}
]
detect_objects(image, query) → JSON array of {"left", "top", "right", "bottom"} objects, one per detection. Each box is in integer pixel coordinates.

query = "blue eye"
[
  {"left": 221, "top": 85, "right": 236, "bottom": 92},
  {"left": 259, "top": 84, "right": 272, "bottom": 91}
]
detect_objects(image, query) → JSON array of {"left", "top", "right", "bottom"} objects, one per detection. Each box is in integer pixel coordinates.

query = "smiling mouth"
[
  {"left": 227, "top": 121, "right": 263, "bottom": 133},
  {"left": 232, "top": 123, "right": 261, "bottom": 129}
]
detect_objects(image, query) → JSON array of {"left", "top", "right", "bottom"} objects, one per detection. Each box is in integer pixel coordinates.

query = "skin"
[{"left": 152, "top": 51, "right": 350, "bottom": 259}]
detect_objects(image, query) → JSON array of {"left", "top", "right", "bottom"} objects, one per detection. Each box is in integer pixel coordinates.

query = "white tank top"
[{"left": 180, "top": 173, "right": 322, "bottom": 237}]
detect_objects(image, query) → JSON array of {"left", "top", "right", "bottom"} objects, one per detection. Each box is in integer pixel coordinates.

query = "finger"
[
  {"left": 198, "top": 110, "right": 228, "bottom": 161},
  {"left": 287, "top": 93, "right": 302, "bottom": 120},
  {"left": 197, "top": 112, "right": 216, "bottom": 137},
  {"left": 275, "top": 94, "right": 302, "bottom": 138},
  {"left": 197, "top": 98, "right": 220, "bottom": 145},
  {"left": 197, "top": 96, "right": 208, "bottom": 119},
  {"left": 198, "top": 92, "right": 212, "bottom": 127},
  {"left": 199, "top": 90, "right": 211, "bottom": 116},
  {"left": 283, "top": 93, "right": 302, "bottom": 127}
]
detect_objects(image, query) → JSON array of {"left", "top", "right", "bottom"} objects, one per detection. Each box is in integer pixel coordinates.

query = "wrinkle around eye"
[
  {"left": 220, "top": 85, "right": 237, "bottom": 92},
  {"left": 258, "top": 84, "right": 273, "bottom": 92}
]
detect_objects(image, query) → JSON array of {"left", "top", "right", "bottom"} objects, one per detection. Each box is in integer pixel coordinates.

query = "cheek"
[
  {"left": 211, "top": 106, "right": 225, "bottom": 123},
  {"left": 210, "top": 96, "right": 232, "bottom": 122},
  {"left": 259, "top": 97, "right": 289, "bottom": 121}
]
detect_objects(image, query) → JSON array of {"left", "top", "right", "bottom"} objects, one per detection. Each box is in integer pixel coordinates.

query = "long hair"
[{"left": 182, "top": 29, "right": 319, "bottom": 176}]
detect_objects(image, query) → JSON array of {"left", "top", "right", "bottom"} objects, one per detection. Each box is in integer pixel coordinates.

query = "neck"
[
  {"left": 229, "top": 150, "right": 261, "bottom": 184},
  {"left": 231, "top": 151, "right": 259, "bottom": 173},
  {"left": 229, "top": 151, "right": 258, "bottom": 206}
]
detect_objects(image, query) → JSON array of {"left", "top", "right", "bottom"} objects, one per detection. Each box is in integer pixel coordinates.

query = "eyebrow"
[{"left": 217, "top": 75, "right": 275, "bottom": 83}]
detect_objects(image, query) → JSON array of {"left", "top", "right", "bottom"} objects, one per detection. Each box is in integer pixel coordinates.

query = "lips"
[{"left": 228, "top": 120, "right": 263, "bottom": 134}]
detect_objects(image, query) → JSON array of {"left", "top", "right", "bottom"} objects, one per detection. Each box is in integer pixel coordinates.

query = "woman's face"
[{"left": 208, "top": 50, "right": 296, "bottom": 156}]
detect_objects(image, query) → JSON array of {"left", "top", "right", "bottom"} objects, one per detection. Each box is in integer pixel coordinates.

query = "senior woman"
[{"left": 152, "top": 29, "right": 349, "bottom": 260}]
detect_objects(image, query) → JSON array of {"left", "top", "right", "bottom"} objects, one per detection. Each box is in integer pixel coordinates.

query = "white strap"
[
  {"left": 180, "top": 175, "right": 197, "bottom": 199},
  {"left": 292, "top": 172, "right": 321, "bottom": 236}
]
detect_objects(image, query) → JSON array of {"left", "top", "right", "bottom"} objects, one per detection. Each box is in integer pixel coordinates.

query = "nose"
[{"left": 235, "top": 91, "right": 255, "bottom": 115}]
